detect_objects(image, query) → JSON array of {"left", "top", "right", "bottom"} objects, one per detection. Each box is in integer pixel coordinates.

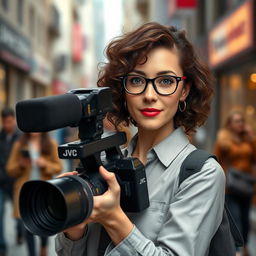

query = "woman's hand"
[
  {"left": 87, "top": 166, "right": 134, "bottom": 245},
  {"left": 36, "top": 157, "right": 47, "bottom": 168},
  {"left": 19, "top": 156, "right": 31, "bottom": 168},
  {"left": 57, "top": 167, "right": 133, "bottom": 244},
  {"left": 59, "top": 167, "right": 122, "bottom": 225},
  {"left": 88, "top": 166, "right": 122, "bottom": 224}
]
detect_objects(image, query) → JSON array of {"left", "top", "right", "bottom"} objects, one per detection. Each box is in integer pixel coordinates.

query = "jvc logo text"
[{"left": 63, "top": 149, "right": 78, "bottom": 157}]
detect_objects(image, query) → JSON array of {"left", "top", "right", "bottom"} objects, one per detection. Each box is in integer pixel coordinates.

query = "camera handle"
[{"left": 58, "top": 132, "right": 127, "bottom": 172}]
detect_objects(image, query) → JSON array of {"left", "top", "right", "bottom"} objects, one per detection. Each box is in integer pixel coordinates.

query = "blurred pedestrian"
[
  {"left": 55, "top": 22, "right": 225, "bottom": 256},
  {"left": 6, "top": 132, "right": 62, "bottom": 256},
  {"left": 0, "top": 107, "right": 21, "bottom": 256},
  {"left": 214, "top": 111, "right": 256, "bottom": 256}
]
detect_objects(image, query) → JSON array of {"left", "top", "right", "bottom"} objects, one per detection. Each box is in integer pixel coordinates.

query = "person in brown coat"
[
  {"left": 6, "top": 132, "right": 62, "bottom": 256},
  {"left": 214, "top": 111, "right": 256, "bottom": 256}
]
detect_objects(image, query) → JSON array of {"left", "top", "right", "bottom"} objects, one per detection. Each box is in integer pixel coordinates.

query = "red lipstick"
[{"left": 140, "top": 108, "right": 161, "bottom": 117}]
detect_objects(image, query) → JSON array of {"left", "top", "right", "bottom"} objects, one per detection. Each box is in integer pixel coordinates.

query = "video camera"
[{"left": 16, "top": 87, "right": 149, "bottom": 236}]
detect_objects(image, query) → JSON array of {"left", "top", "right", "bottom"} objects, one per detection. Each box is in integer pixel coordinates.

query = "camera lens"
[
  {"left": 19, "top": 176, "right": 94, "bottom": 236},
  {"left": 46, "top": 188, "right": 65, "bottom": 221}
]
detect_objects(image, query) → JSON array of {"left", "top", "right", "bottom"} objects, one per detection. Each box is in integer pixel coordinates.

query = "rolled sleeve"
[{"left": 105, "top": 226, "right": 169, "bottom": 256}]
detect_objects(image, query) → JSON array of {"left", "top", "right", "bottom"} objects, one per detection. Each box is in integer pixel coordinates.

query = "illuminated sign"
[
  {"left": 168, "top": 0, "right": 197, "bottom": 16},
  {"left": 176, "top": 0, "right": 197, "bottom": 8},
  {"left": 208, "top": 0, "right": 254, "bottom": 68},
  {"left": 72, "top": 23, "right": 83, "bottom": 62}
]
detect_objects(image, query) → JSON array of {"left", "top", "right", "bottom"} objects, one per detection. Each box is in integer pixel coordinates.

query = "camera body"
[
  {"left": 59, "top": 134, "right": 149, "bottom": 213},
  {"left": 17, "top": 87, "right": 149, "bottom": 236}
]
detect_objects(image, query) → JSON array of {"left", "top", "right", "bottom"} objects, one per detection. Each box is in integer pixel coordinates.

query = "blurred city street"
[
  {"left": 2, "top": 199, "right": 256, "bottom": 256},
  {"left": 248, "top": 206, "right": 256, "bottom": 256},
  {"left": 1, "top": 0, "right": 256, "bottom": 255},
  {"left": 3, "top": 200, "right": 56, "bottom": 256}
]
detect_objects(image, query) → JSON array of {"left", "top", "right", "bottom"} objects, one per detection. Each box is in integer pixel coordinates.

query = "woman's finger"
[
  {"left": 56, "top": 171, "right": 78, "bottom": 178},
  {"left": 99, "top": 166, "right": 119, "bottom": 193}
]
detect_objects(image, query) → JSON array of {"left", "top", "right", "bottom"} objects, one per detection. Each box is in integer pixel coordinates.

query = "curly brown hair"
[{"left": 97, "top": 22, "right": 214, "bottom": 134}]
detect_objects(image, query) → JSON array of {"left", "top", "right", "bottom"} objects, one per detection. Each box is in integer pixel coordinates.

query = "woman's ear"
[{"left": 180, "top": 82, "right": 191, "bottom": 101}]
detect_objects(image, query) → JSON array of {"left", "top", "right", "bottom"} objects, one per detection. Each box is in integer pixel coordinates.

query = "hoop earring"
[{"left": 179, "top": 101, "right": 186, "bottom": 112}]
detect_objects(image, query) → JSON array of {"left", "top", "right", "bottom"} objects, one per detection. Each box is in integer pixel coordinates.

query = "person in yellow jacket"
[
  {"left": 214, "top": 111, "right": 256, "bottom": 256},
  {"left": 6, "top": 132, "right": 62, "bottom": 256}
]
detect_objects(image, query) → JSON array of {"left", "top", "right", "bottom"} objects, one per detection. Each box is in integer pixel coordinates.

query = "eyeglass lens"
[{"left": 125, "top": 75, "right": 178, "bottom": 95}]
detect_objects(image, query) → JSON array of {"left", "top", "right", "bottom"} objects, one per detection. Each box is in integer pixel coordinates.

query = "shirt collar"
[
  {"left": 125, "top": 127, "right": 190, "bottom": 167},
  {"left": 153, "top": 127, "right": 190, "bottom": 167},
  {"left": 125, "top": 133, "right": 138, "bottom": 157}
]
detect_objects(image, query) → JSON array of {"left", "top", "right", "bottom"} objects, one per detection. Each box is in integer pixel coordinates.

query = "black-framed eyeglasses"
[{"left": 121, "top": 74, "right": 187, "bottom": 96}]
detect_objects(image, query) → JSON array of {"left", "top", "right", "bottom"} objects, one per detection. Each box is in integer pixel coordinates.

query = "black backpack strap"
[
  {"left": 179, "top": 149, "right": 216, "bottom": 187},
  {"left": 179, "top": 149, "right": 244, "bottom": 250},
  {"left": 224, "top": 203, "right": 244, "bottom": 247}
]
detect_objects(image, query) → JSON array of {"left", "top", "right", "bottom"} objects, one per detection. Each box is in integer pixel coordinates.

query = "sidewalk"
[
  {"left": 4, "top": 199, "right": 256, "bottom": 256},
  {"left": 250, "top": 206, "right": 256, "bottom": 231},
  {"left": 4, "top": 200, "right": 56, "bottom": 256},
  {"left": 248, "top": 206, "right": 256, "bottom": 256},
  {"left": 3, "top": 157, "right": 69, "bottom": 256}
]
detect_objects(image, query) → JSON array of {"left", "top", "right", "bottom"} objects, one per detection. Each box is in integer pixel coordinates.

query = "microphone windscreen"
[{"left": 16, "top": 94, "right": 82, "bottom": 132}]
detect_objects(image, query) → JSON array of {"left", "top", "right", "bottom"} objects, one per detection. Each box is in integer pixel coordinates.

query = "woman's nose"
[{"left": 143, "top": 82, "right": 158, "bottom": 100}]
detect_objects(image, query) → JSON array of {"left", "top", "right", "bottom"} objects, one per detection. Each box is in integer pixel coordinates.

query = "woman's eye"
[
  {"left": 130, "top": 77, "right": 143, "bottom": 84},
  {"left": 162, "top": 79, "right": 171, "bottom": 84},
  {"left": 159, "top": 77, "right": 175, "bottom": 85}
]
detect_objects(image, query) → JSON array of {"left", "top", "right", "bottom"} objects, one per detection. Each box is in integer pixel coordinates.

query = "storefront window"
[
  {"left": 32, "top": 82, "right": 46, "bottom": 98},
  {"left": 15, "top": 72, "right": 25, "bottom": 102},
  {"left": 219, "top": 62, "right": 256, "bottom": 130},
  {"left": 245, "top": 69, "right": 256, "bottom": 130},
  {"left": 17, "top": 0, "right": 24, "bottom": 25},
  {"left": 1, "top": 0, "right": 8, "bottom": 11}
]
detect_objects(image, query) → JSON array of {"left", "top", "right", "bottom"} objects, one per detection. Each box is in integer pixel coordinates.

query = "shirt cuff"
[
  {"left": 55, "top": 228, "right": 88, "bottom": 255},
  {"left": 105, "top": 226, "right": 149, "bottom": 256}
]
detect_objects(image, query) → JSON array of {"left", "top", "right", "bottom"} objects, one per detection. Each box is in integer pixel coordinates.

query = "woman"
[
  {"left": 6, "top": 132, "right": 62, "bottom": 256},
  {"left": 214, "top": 111, "right": 256, "bottom": 256},
  {"left": 55, "top": 22, "right": 225, "bottom": 256}
]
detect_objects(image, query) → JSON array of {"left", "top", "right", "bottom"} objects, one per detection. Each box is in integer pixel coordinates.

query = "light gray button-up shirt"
[{"left": 55, "top": 127, "right": 225, "bottom": 256}]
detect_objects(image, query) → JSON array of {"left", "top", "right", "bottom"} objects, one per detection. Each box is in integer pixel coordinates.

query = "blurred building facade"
[
  {"left": 0, "top": 0, "right": 88, "bottom": 116},
  {"left": 0, "top": 0, "right": 125, "bottom": 128},
  {"left": 123, "top": 0, "right": 145, "bottom": 32},
  {"left": 81, "top": 0, "right": 124, "bottom": 88},
  {"left": 0, "top": 0, "right": 57, "bottom": 111},
  {"left": 133, "top": 0, "right": 256, "bottom": 150},
  {"left": 1, "top": 0, "right": 255, "bottom": 149},
  {"left": 208, "top": 0, "right": 256, "bottom": 130},
  {"left": 197, "top": 0, "right": 256, "bottom": 148},
  {"left": 52, "top": 0, "right": 86, "bottom": 94}
]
